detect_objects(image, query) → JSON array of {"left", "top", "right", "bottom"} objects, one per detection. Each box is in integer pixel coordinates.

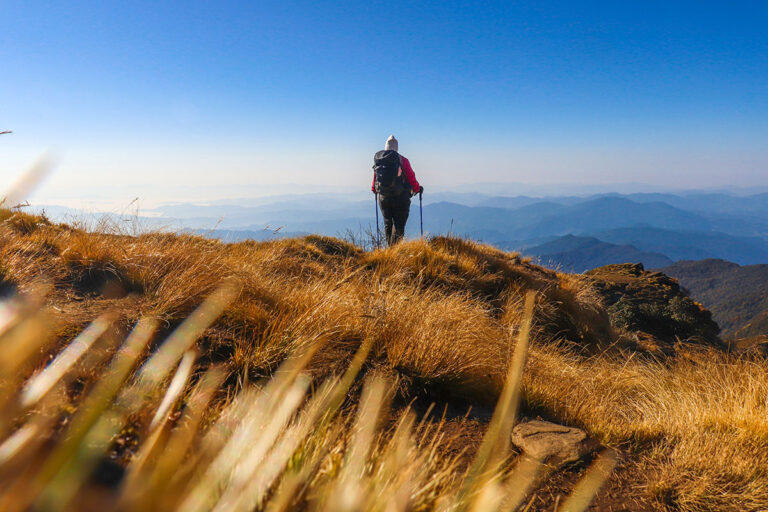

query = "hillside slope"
[
  {"left": 515, "top": 197, "right": 711, "bottom": 239},
  {"left": 0, "top": 208, "right": 766, "bottom": 511},
  {"left": 596, "top": 227, "right": 768, "bottom": 265},
  {"left": 659, "top": 259, "right": 768, "bottom": 338},
  {"left": 586, "top": 262, "right": 720, "bottom": 351},
  {"left": 523, "top": 234, "right": 673, "bottom": 272}
]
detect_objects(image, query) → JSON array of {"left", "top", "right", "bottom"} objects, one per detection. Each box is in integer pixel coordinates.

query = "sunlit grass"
[
  {"left": 0, "top": 280, "right": 610, "bottom": 511},
  {"left": 1, "top": 204, "right": 767, "bottom": 510}
]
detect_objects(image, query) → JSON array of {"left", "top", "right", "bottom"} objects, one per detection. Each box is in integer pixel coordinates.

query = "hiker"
[{"left": 372, "top": 135, "right": 423, "bottom": 246}]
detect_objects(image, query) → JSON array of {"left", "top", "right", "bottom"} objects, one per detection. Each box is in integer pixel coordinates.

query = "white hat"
[{"left": 385, "top": 135, "right": 398, "bottom": 152}]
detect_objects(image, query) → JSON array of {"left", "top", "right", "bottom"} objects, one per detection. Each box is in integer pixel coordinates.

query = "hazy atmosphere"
[
  {"left": 4, "top": 3, "right": 768, "bottom": 511},
  {"left": 2, "top": 1, "right": 767, "bottom": 207}
]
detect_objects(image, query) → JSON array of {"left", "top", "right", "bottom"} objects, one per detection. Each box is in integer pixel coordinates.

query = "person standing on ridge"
[{"left": 372, "top": 135, "right": 423, "bottom": 246}]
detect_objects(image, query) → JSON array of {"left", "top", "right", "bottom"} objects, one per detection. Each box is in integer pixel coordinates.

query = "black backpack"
[{"left": 373, "top": 150, "right": 406, "bottom": 196}]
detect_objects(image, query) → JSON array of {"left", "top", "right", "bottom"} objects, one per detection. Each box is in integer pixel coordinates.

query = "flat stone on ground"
[{"left": 511, "top": 420, "right": 592, "bottom": 465}]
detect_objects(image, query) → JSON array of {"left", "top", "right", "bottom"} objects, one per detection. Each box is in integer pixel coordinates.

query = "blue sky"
[{"left": 1, "top": 1, "right": 767, "bottom": 205}]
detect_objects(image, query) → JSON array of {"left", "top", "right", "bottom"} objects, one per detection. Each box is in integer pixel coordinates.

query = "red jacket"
[{"left": 372, "top": 154, "right": 420, "bottom": 193}]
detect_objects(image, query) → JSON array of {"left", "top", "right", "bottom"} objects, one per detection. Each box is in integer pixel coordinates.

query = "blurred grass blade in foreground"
[
  {"left": 458, "top": 291, "right": 536, "bottom": 508},
  {"left": 559, "top": 448, "right": 619, "bottom": 512},
  {"left": 1, "top": 155, "right": 54, "bottom": 208},
  {"left": 20, "top": 315, "right": 113, "bottom": 408}
]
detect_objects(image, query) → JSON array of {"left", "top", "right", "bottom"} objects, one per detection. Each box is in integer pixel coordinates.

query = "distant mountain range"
[
  {"left": 33, "top": 189, "right": 768, "bottom": 269},
  {"left": 523, "top": 235, "right": 673, "bottom": 273},
  {"left": 519, "top": 227, "right": 768, "bottom": 272}
]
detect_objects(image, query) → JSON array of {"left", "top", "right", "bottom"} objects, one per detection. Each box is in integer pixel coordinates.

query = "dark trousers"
[{"left": 378, "top": 192, "right": 411, "bottom": 246}]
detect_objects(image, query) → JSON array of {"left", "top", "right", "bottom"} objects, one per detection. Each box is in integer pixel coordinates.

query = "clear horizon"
[{"left": 2, "top": 1, "right": 767, "bottom": 206}]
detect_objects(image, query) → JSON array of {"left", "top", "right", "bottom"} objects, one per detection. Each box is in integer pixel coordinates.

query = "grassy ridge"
[{"left": 1, "top": 208, "right": 768, "bottom": 510}]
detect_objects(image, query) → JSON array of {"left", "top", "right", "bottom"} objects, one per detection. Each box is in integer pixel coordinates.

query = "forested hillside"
[{"left": 660, "top": 259, "right": 768, "bottom": 338}]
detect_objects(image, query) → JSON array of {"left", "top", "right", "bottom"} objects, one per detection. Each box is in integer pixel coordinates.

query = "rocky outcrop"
[
  {"left": 659, "top": 259, "right": 768, "bottom": 338},
  {"left": 585, "top": 263, "right": 722, "bottom": 351}
]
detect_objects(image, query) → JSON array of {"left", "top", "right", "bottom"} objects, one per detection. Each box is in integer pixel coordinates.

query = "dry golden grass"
[
  {"left": 1, "top": 207, "right": 767, "bottom": 510},
  {"left": 1, "top": 242, "right": 592, "bottom": 511},
  {"left": 525, "top": 345, "right": 768, "bottom": 510}
]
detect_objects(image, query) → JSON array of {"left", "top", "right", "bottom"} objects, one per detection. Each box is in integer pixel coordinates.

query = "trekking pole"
[
  {"left": 419, "top": 190, "right": 423, "bottom": 237},
  {"left": 374, "top": 192, "right": 380, "bottom": 249}
]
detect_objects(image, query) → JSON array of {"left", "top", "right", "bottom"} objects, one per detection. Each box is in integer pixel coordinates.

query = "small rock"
[{"left": 511, "top": 420, "right": 593, "bottom": 465}]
